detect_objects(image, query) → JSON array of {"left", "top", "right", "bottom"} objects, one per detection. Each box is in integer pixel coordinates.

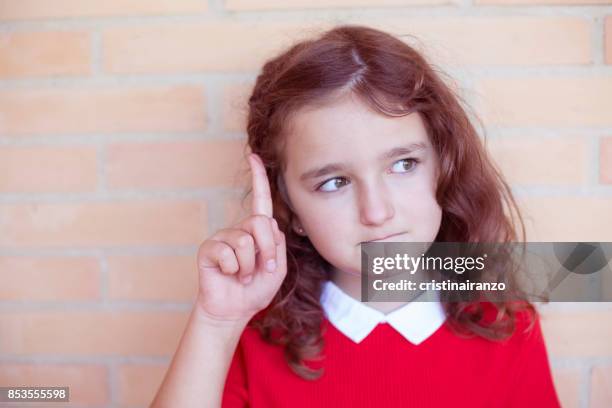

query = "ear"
[
  {"left": 277, "top": 172, "right": 306, "bottom": 235},
  {"left": 291, "top": 219, "right": 306, "bottom": 236}
]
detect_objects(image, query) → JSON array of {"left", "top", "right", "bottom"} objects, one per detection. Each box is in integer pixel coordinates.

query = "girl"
[{"left": 151, "top": 24, "right": 561, "bottom": 408}]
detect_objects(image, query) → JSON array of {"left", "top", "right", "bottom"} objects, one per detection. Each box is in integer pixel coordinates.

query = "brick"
[
  {"left": 0, "top": 86, "right": 206, "bottom": 136},
  {"left": 0, "top": 200, "right": 208, "bottom": 248},
  {"left": 108, "top": 255, "right": 197, "bottom": 301},
  {"left": 102, "top": 22, "right": 324, "bottom": 74},
  {"left": 102, "top": 18, "right": 590, "bottom": 74},
  {"left": 539, "top": 309, "right": 612, "bottom": 357},
  {"left": 600, "top": 136, "right": 612, "bottom": 184},
  {"left": 225, "top": 0, "right": 451, "bottom": 10},
  {"left": 0, "top": 364, "right": 108, "bottom": 405},
  {"left": 487, "top": 136, "right": 588, "bottom": 186},
  {"left": 591, "top": 364, "right": 612, "bottom": 408},
  {"left": 0, "top": 311, "right": 190, "bottom": 355},
  {"left": 222, "top": 83, "right": 252, "bottom": 132},
  {"left": 0, "top": 31, "right": 90, "bottom": 78},
  {"left": 477, "top": 0, "right": 612, "bottom": 4},
  {"left": 606, "top": 16, "right": 612, "bottom": 65},
  {"left": 106, "top": 139, "right": 247, "bottom": 190},
  {"left": 0, "top": 256, "right": 100, "bottom": 301},
  {"left": 117, "top": 364, "right": 167, "bottom": 407},
  {"left": 550, "top": 367, "right": 581, "bottom": 408},
  {"left": 0, "top": 0, "right": 207, "bottom": 20},
  {"left": 0, "top": 146, "right": 97, "bottom": 193},
  {"left": 475, "top": 77, "right": 612, "bottom": 126},
  {"left": 225, "top": 197, "right": 251, "bottom": 227},
  {"left": 517, "top": 197, "right": 612, "bottom": 241},
  {"left": 370, "top": 17, "right": 591, "bottom": 66}
]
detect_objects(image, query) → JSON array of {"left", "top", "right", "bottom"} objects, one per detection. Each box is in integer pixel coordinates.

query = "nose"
[{"left": 357, "top": 178, "right": 395, "bottom": 226}]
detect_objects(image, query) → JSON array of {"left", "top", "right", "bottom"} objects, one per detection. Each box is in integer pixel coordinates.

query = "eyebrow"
[{"left": 299, "top": 142, "right": 427, "bottom": 182}]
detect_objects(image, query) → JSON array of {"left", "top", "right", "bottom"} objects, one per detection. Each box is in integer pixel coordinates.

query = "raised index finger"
[{"left": 248, "top": 153, "right": 273, "bottom": 217}]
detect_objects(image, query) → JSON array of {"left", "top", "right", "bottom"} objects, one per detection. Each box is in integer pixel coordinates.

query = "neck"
[{"left": 329, "top": 266, "right": 411, "bottom": 314}]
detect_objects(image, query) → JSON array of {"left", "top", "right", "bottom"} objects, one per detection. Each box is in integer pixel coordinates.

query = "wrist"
[{"left": 191, "top": 303, "right": 252, "bottom": 331}]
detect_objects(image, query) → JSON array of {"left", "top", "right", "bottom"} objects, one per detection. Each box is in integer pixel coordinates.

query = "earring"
[{"left": 297, "top": 227, "right": 304, "bottom": 234}]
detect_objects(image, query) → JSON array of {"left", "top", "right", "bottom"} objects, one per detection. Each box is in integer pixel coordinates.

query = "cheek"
[
  {"left": 300, "top": 209, "right": 360, "bottom": 272},
  {"left": 300, "top": 204, "right": 352, "bottom": 240},
  {"left": 398, "top": 181, "right": 442, "bottom": 234},
  {"left": 289, "top": 183, "right": 351, "bottom": 234},
  {"left": 420, "top": 199, "right": 442, "bottom": 237}
]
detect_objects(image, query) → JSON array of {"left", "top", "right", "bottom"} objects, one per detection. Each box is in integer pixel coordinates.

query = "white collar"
[{"left": 320, "top": 280, "right": 447, "bottom": 345}]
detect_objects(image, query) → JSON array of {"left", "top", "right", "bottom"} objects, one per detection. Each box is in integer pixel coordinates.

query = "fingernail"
[
  {"left": 266, "top": 259, "right": 276, "bottom": 272},
  {"left": 242, "top": 275, "right": 253, "bottom": 284}
]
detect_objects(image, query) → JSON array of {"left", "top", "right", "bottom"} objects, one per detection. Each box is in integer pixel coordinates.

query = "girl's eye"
[
  {"left": 317, "top": 177, "right": 349, "bottom": 193},
  {"left": 391, "top": 158, "right": 419, "bottom": 173},
  {"left": 315, "top": 158, "right": 419, "bottom": 193}
]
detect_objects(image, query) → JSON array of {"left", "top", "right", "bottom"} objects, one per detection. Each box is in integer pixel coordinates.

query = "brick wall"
[{"left": 1, "top": 0, "right": 611, "bottom": 407}]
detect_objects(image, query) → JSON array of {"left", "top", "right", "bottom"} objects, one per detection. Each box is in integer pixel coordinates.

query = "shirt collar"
[{"left": 320, "top": 280, "right": 447, "bottom": 345}]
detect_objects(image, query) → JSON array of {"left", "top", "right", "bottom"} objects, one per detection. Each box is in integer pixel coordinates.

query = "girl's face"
[{"left": 282, "top": 93, "right": 443, "bottom": 276}]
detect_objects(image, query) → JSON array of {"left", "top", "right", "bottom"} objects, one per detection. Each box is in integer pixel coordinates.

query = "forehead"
[{"left": 283, "top": 94, "right": 430, "bottom": 169}]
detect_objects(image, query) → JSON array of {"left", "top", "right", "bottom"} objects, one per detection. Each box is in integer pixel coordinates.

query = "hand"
[{"left": 195, "top": 153, "right": 287, "bottom": 323}]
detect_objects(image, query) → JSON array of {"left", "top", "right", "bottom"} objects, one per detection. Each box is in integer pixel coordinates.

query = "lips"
[{"left": 363, "top": 232, "right": 405, "bottom": 243}]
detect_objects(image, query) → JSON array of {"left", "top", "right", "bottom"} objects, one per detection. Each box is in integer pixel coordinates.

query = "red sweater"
[{"left": 222, "top": 306, "right": 561, "bottom": 407}]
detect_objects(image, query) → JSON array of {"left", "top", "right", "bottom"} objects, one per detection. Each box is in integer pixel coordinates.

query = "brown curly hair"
[{"left": 235, "top": 24, "right": 537, "bottom": 380}]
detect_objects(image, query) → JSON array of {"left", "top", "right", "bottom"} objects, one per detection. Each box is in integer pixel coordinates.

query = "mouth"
[{"left": 361, "top": 232, "right": 407, "bottom": 244}]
